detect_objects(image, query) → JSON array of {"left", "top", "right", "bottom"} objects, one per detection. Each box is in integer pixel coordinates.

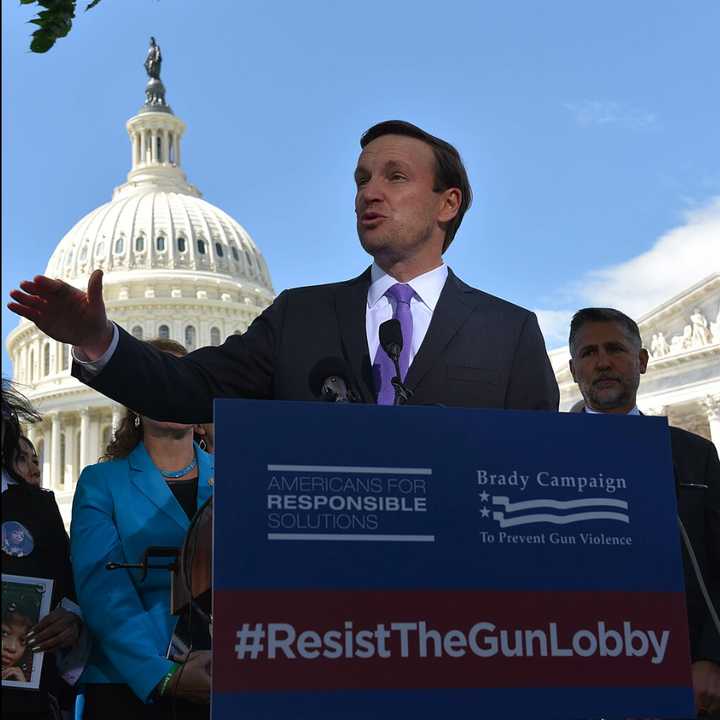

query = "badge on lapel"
[{"left": 1, "top": 521, "right": 35, "bottom": 558}]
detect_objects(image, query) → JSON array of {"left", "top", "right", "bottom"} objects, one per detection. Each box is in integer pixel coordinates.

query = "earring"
[
  {"left": 134, "top": 415, "right": 141, "bottom": 428},
  {"left": 198, "top": 439, "right": 207, "bottom": 451}
]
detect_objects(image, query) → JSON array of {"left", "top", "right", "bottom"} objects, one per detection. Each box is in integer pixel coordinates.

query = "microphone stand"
[{"left": 387, "top": 345, "right": 413, "bottom": 406}]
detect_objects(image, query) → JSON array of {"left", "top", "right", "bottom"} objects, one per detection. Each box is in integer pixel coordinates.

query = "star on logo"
[
  {"left": 478, "top": 491, "right": 489, "bottom": 502},
  {"left": 480, "top": 506, "right": 490, "bottom": 518}
]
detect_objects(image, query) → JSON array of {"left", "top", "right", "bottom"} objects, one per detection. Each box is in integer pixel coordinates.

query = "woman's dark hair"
[
  {"left": 100, "top": 338, "right": 188, "bottom": 461},
  {"left": 1, "top": 378, "right": 41, "bottom": 485},
  {"left": 360, "top": 120, "right": 473, "bottom": 252}
]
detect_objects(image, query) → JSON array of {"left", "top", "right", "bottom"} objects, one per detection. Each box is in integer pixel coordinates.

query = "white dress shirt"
[
  {"left": 366, "top": 262, "right": 448, "bottom": 366},
  {"left": 75, "top": 263, "right": 450, "bottom": 377},
  {"left": 585, "top": 405, "right": 641, "bottom": 416}
]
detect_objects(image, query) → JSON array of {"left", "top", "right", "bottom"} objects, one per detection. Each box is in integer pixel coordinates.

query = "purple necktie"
[{"left": 373, "top": 283, "right": 414, "bottom": 405}]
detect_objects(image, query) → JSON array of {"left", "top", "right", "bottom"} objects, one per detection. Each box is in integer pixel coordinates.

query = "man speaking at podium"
[
  {"left": 568, "top": 307, "right": 720, "bottom": 716},
  {"left": 8, "top": 120, "right": 558, "bottom": 419}
]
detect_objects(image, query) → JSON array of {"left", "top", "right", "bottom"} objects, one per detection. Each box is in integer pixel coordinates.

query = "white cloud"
[
  {"left": 535, "top": 309, "right": 574, "bottom": 352},
  {"left": 536, "top": 196, "right": 720, "bottom": 349},
  {"left": 564, "top": 100, "right": 657, "bottom": 130}
]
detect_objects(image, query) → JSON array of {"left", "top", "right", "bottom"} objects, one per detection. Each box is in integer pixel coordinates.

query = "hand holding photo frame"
[{"left": 2, "top": 574, "right": 54, "bottom": 690}]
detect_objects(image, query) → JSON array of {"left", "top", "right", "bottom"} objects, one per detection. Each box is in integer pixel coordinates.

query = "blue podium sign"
[{"left": 212, "top": 400, "right": 694, "bottom": 719}]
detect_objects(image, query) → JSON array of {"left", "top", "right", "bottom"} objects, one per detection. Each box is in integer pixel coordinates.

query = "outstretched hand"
[{"left": 8, "top": 269, "right": 113, "bottom": 359}]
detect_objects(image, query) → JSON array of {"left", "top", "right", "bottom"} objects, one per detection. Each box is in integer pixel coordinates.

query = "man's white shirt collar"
[
  {"left": 585, "top": 405, "right": 641, "bottom": 416},
  {"left": 367, "top": 262, "right": 448, "bottom": 310}
]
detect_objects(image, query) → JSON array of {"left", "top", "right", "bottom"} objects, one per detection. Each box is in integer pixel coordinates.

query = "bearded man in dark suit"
[
  {"left": 9, "top": 120, "right": 558, "bottom": 418},
  {"left": 568, "top": 307, "right": 720, "bottom": 717}
]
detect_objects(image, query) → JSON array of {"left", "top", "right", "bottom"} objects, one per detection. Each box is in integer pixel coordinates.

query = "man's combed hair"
[
  {"left": 569, "top": 308, "right": 642, "bottom": 355},
  {"left": 360, "top": 120, "right": 472, "bottom": 252}
]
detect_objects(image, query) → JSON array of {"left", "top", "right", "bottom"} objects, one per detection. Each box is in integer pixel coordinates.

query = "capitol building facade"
[{"left": 6, "top": 61, "right": 274, "bottom": 525}]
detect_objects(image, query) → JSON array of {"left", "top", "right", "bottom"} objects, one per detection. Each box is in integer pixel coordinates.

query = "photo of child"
[
  {"left": 2, "top": 521, "right": 35, "bottom": 558},
  {"left": 1, "top": 575, "right": 53, "bottom": 690}
]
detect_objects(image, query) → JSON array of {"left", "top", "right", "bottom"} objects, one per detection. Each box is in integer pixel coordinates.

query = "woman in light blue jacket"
[{"left": 70, "top": 339, "right": 212, "bottom": 719}]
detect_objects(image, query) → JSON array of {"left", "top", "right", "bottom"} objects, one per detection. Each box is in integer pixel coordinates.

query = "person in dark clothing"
[
  {"left": 2, "top": 378, "right": 86, "bottom": 720},
  {"left": 567, "top": 309, "right": 720, "bottom": 717}
]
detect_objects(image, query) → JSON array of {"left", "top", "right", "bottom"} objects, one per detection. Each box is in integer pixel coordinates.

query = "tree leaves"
[{"left": 23, "top": 0, "right": 103, "bottom": 54}]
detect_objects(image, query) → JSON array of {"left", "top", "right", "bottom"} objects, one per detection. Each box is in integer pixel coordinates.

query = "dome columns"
[
  {"left": 49, "top": 411, "right": 62, "bottom": 490},
  {"left": 121, "top": 113, "right": 192, "bottom": 195},
  {"left": 127, "top": 113, "right": 186, "bottom": 172}
]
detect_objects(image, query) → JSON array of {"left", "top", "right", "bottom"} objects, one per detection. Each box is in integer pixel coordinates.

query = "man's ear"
[
  {"left": 639, "top": 348, "right": 649, "bottom": 374},
  {"left": 438, "top": 188, "right": 461, "bottom": 223},
  {"left": 569, "top": 358, "right": 577, "bottom": 382}
]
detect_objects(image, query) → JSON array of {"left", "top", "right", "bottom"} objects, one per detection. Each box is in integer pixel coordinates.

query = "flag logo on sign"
[{"left": 490, "top": 496, "right": 630, "bottom": 528}]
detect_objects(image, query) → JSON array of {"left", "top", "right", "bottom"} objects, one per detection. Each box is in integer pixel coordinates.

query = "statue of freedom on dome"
[
  {"left": 144, "top": 36, "right": 162, "bottom": 79},
  {"left": 143, "top": 37, "right": 167, "bottom": 107}
]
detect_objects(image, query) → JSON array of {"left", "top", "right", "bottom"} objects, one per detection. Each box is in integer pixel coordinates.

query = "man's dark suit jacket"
[
  {"left": 670, "top": 426, "right": 720, "bottom": 665},
  {"left": 74, "top": 268, "right": 559, "bottom": 422},
  {"left": 575, "top": 408, "right": 720, "bottom": 665}
]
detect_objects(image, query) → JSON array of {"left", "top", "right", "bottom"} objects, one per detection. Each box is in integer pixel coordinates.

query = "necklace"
[{"left": 159, "top": 456, "right": 197, "bottom": 479}]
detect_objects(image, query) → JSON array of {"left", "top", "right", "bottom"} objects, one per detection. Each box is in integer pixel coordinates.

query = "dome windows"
[
  {"left": 43, "top": 343, "right": 51, "bottom": 377},
  {"left": 197, "top": 239, "right": 206, "bottom": 255},
  {"left": 210, "top": 327, "right": 221, "bottom": 346},
  {"left": 95, "top": 241, "right": 105, "bottom": 257},
  {"left": 156, "top": 235, "right": 166, "bottom": 252},
  {"left": 185, "top": 325, "right": 196, "bottom": 351},
  {"left": 215, "top": 242, "right": 224, "bottom": 258},
  {"left": 131, "top": 326, "right": 144, "bottom": 340},
  {"left": 158, "top": 324, "right": 170, "bottom": 340},
  {"left": 114, "top": 235, "right": 124, "bottom": 254},
  {"left": 177, "top": 236, "right": 187, "bottom": 253},
  {"left": 231, "top": 247, "right": 240, "bottom": 262},
  {"left": 79, "top": 243, "right": 89, "bottom": 263},
  {"left": 135, "top": 234, "right": 145, "bottom": 252}
]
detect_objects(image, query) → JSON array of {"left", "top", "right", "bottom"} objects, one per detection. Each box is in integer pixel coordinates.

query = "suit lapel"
[
  {"left": 405, "top": 269, "right": 485, "bottom": 392},
  {"left": 334, "top": 269, "right": 375, "bottom": 403},
  {"left": 128, "top": 443, "right": 189, "bottom": 531}
]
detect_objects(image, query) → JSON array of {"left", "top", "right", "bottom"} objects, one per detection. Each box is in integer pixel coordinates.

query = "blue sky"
[{"left": 3, "top": 0, "right": 719, "bottom": 376}]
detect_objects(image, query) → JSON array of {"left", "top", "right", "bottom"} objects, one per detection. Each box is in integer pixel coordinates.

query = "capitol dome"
[{"left": 7, "top": 42, "right": 275, "bottom": 525}]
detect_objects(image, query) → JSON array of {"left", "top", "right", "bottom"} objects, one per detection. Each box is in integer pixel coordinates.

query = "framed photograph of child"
[{"left": 1, "top": 574, "right": 54, "bottom": 690}]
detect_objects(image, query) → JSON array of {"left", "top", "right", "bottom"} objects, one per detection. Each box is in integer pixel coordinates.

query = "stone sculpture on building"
[
  {"left": 690, "top": 308, "right": 711, "bottom": 347},
  {"left": 650, "top": 332, "right": 670, "bottom": 358}
]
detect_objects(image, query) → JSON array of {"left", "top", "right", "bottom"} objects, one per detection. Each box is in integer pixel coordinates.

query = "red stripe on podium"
[{"left": 213, "top": 589, "right": 691, "bottom": 693}]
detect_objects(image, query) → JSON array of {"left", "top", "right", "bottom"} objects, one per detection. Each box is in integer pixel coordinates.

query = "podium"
[{"left": 212, "top": 400, "right": 694, "bottom": 719}]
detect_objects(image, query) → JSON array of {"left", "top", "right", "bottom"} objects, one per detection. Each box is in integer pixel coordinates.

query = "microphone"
[
  {"left": 308, "top": 357, "right": 358, "bottom": 403},
  {"left": 378, "top": 319, "right": 413, "bottom": 405},
  {"left": 379, "top": 319, "right": 403, "bottom": 363}
]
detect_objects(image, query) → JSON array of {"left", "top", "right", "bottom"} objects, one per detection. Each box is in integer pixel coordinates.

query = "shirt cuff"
[
  {"left": 55, "top": 597, "right": 90, "bottom": 686},
  {"left": 71, "top": 322, "right": 119, "bottom": 377},
  {"left": 60, "top": 597, "right": 83, "bottom": 619}
]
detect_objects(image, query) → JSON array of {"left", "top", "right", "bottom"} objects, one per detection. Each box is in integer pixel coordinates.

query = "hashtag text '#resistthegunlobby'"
[{"left": 234, "top": 620, "right": 670, "bottom": 664}]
